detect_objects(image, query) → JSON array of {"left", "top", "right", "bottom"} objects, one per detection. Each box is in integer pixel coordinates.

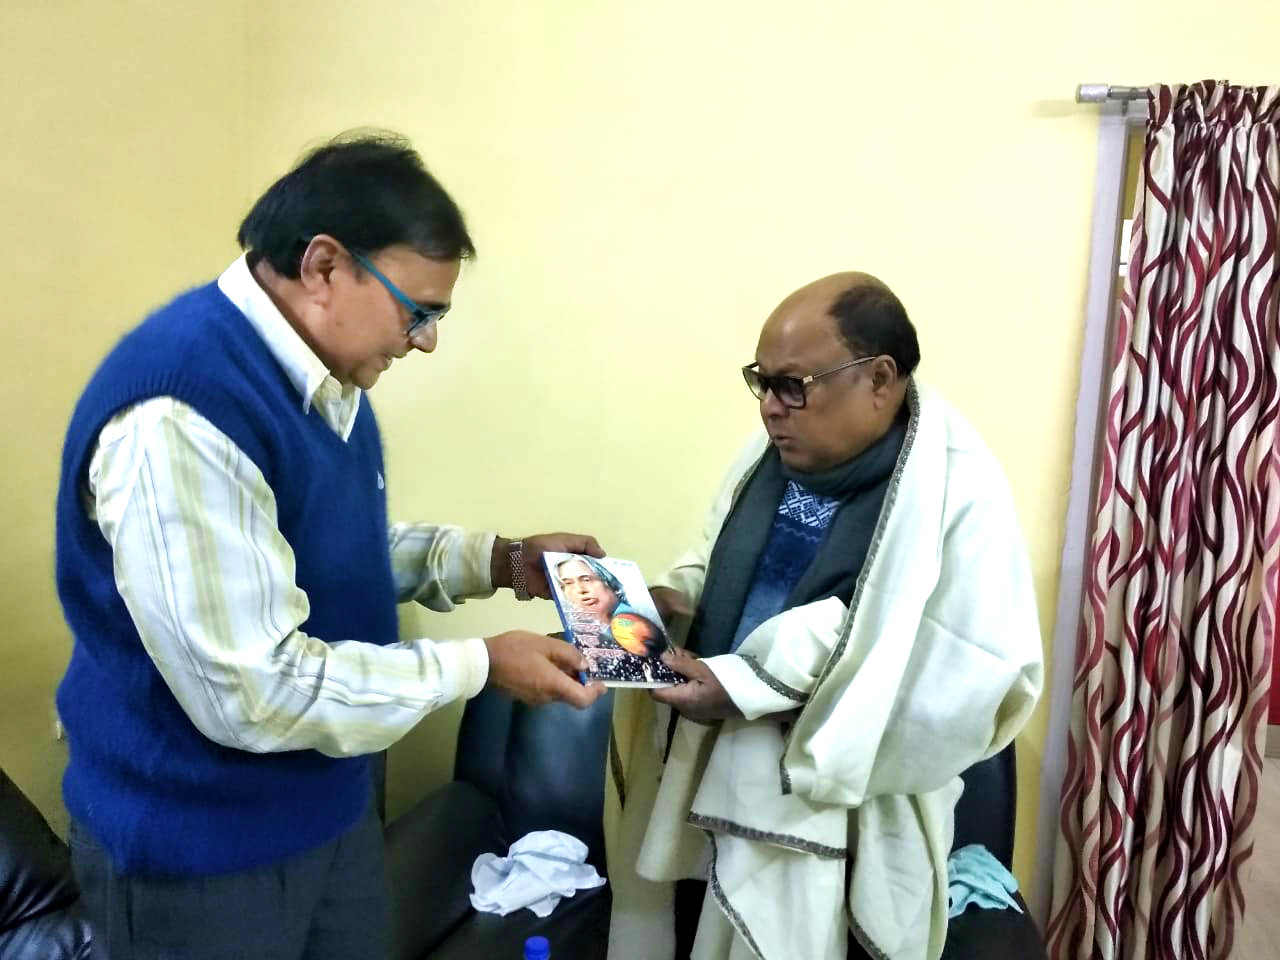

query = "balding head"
[
  {"left": 749, "top": 272, "right": 916, "bottom": 471},
  {"left": 772, "top": 271, "right": 888, "bottom": 312},
  {"left": 771, "top": 272, "right": 919, "bottom": 378}
]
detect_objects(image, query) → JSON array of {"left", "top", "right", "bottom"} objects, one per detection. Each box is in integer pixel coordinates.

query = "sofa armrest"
[
  {"left": 940, "top": 892, "right": 1047, "bottom": 960},
  {"left": 0, "top": 903, "right": 93, "bottom": 960},
  {"left": 385, "top": 781, "right": 505, "bottom": 960},
  {"left": 0, "top": 769, "right": 81, "bottom": 932}
]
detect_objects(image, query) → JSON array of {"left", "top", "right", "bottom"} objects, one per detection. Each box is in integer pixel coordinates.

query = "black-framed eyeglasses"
[
  {"left": 350, "top": 252, "right": 450, "bottom": 336},
  {"left": 741, "top": 356, "right": 874, "bottom": 409}
]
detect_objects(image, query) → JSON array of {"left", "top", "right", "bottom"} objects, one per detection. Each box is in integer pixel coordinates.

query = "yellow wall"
[
  {"left": 4, "top": 0, "right": 1279, "bottom": 904},
  {"left": 0, "top": 0, "right": 251, "bottom": 833}
]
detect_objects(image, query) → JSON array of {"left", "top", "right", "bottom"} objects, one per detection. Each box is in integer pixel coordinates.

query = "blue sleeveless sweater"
[{"left": 55, "top": 282, "right": 398, "bottom": 876}]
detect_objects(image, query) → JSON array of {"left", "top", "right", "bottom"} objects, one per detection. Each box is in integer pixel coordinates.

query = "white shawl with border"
[{"left": 605, "top": 382, "right": 1043, "bottom": 960}]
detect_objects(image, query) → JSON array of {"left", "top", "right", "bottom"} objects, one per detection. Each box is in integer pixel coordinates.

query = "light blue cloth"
[{"left": 947, "top": 844, "right": 1023, "bottom": 918}]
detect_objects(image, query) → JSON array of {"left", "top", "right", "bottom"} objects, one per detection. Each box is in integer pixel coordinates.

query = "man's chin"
[
  {"left": 352, "top": 369, "right": 381, "bottom": 390},
  {"left": 776, "top": 447, "right": 816, "bottom": 472}
]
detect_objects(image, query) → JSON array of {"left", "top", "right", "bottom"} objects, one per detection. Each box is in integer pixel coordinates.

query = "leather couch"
[
  {"left": 0, "top": 767, "right": 92, "bottom": 959},
  {"left": 385, "top": 689, "right": 1047, "bottom": 959}
]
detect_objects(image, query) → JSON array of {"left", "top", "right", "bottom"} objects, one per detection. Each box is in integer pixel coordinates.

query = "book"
[{"left": 542, "top": 552, "right": 686, "bottom": 688}]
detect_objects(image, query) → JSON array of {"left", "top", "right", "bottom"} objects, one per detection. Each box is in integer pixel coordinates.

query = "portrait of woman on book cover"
[{"left": 553, "top": 554, "right": 671, "bottom": 684}]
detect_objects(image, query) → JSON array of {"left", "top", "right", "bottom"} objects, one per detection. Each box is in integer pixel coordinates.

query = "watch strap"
[{"left": 509, "top": 539, "right": 532, "bottom": 601}]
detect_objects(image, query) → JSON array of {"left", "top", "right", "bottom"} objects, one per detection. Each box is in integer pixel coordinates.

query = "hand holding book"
[
  {"left": 491, "top": 532, "right": 607, "bottom": 600},
  {"left": 649, "top": 647, "right": 743, "bottom": 722},
  {"left": 483, "top": 631, "right": 607, "bottom": 707}
]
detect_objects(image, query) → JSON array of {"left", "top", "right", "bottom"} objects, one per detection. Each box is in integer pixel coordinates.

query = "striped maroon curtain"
[{"left": 1047, "top": 81, "right": 1280, "bottom": 960}]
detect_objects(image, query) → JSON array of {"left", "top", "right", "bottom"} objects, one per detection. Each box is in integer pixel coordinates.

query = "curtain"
[{"left": 1047, "top": 81, "right": 1280, "bottom": 960}]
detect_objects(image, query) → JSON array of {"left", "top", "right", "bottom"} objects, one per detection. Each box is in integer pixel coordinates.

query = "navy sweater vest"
[{"left": 55, "top": 282, "right": 398, "bottom": 876}]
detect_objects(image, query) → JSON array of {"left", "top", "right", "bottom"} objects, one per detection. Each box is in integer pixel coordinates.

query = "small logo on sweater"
[{"left": 376, "top": 471, "right": 385, "bottom": 490}]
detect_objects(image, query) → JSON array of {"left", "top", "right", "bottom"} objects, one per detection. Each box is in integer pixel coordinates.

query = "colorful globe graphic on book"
[{"left": 610, "top": 608, "right": 667, "bottom": 657}]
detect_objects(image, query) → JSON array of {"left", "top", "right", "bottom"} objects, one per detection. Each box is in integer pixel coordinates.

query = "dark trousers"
[
  {"left": 69, "top": 802, "right": 389, "bottom": 960},
  {"left": 674, "top": 879, "right": 872, "bottom": 960}
]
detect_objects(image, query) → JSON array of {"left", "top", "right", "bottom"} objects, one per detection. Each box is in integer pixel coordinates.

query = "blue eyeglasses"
[{"left": 350, "top": 252, "right": 450, "bottom": 336}]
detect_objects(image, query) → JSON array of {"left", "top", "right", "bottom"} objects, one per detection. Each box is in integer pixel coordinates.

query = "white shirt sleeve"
[{"left": 387, "top": 523, "right": 498, "bottom": 609}]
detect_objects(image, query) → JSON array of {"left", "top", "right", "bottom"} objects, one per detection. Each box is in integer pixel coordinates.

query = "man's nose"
[
  {"left": 409, "top": 322, "right": 438, "bottom": 354},
  {"left": 759, "top": 386, "right": 789, "bottom": 418}
]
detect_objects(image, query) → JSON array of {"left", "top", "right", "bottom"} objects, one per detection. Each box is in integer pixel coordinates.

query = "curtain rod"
[{"left": 1076, "top": 84, "right": 1147, "bottom": 103}]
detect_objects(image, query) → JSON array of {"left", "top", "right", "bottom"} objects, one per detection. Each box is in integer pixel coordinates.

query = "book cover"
[{"left": 542, "top": 552, "right": 686, "bottom": 688}]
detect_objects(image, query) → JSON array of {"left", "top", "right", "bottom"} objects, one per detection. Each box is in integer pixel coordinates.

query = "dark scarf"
[{"left": 685, "top": 416, "right": 908, "bottom": 659}]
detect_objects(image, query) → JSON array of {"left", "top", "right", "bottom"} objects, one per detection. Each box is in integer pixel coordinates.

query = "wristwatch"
[{"left": 508, "top": 539, "right": 532, "bottom": 601}]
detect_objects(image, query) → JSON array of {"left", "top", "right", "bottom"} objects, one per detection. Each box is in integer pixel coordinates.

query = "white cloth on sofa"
[{"left": 470, "top": 830, "right": 606, "bottom": 918}]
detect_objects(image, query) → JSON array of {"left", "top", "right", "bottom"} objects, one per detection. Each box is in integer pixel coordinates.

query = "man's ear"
[
  {"left": 869, "top": 355, "right": 900, "bottom": 395},
  {"left": 298, "top": 234, "right": 345, "bottom": 302}
]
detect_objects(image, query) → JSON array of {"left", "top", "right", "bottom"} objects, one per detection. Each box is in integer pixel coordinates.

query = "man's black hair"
[
  {"left": 237, "top": 131, "right": 475, "bottom": 277},
  {"left": 830, "top": 282, "right": 920, "bottom": 376}
]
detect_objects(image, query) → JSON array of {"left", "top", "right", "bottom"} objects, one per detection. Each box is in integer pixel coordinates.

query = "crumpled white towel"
[{"left": 470, "top": 830, "right": 607, "bottom": 918}]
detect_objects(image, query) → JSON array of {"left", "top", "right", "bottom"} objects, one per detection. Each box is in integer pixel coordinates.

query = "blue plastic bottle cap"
[{"left": 524, "top": 935, "right": 551, "bottom": 960}]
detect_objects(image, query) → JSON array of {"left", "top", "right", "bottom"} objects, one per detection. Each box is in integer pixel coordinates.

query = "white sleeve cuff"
[
  {"left": 702, "top": 654, "right": 806, "bottom": 721},
  {"left": 454, "top": 531, "right": 499, "bottom": 599},
  {"left": 433, "top": 636, "right": 490, "bottom": 702}
]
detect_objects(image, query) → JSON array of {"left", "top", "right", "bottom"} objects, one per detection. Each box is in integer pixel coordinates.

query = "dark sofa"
[{"left": 0, "top": 767, "right": 92, "bottom": 959}]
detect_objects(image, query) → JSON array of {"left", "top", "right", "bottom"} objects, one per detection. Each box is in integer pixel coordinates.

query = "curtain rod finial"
[{"left": 1076, "top": 84, "right": 1148, "bottom": 103}]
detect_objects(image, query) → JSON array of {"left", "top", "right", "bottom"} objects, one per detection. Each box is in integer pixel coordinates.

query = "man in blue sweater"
[{"left": 55, "top": 133, "right": 606, "bottom": 959}]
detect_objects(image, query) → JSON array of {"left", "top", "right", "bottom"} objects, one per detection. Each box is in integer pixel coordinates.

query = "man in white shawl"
[{"left": 604, "top": 273, "right": 1043, "bottom": 960}]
